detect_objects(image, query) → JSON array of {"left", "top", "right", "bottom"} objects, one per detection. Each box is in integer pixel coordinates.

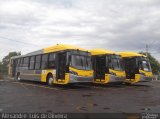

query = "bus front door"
[
  {"left": 56, "top": 52, "right": 67, "bottom": 80},
  {"left": 12, "top": 60, "right": 17, "bottom": 77},
  {"left": 125, "top": 58, "right": 137, "bottom": 79},
  {"left": 94, "top": 56, "right": 106, "bottom": 81}
]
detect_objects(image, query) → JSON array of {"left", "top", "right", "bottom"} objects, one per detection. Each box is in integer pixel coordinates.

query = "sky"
[{"left": 0, "top": 0, "right": 160, "bottom": 61}]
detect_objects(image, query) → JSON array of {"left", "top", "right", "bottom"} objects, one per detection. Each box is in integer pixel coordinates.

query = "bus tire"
[
  {"left": 17, "top": 73, "right": 21, "bottom": 81},
  {"left": 47, "top": 74, "right": 54, "bottom": 86}
]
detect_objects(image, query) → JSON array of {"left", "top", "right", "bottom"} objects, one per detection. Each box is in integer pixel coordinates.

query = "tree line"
[{"left": 0, "top": 52, "right": 21, "bottom": 75}]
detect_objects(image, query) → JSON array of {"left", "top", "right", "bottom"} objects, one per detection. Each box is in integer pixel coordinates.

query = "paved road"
[{"left": 0, "top": 79, "right": 160, "bottom": 113}]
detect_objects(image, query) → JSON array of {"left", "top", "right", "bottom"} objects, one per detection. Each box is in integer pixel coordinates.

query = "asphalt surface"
[{"left": 0, "top": 78, "right": 160, "bottom": 113}]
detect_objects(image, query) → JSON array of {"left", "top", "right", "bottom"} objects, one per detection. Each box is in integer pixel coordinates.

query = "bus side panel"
[
  {"left": 109, "top": 69, "right": 126, "bottom": 77},
  {"left": 140, "top": 70, "right": 153, "bottom": 77},
  {"left": 19, "top": 69, "right": 41, "bottom": 81},
  {"left": 41, "top": 69, "right": 69, "bottom": 84},
  {"left": 54, "top": 73, "right": 70, "bottom": 84},
  {"left": 41, "top": 69, "right": 56, "bottom": 82},
  {"left": 64, "top": 73, "right": 70, "bottom": 84},
  {"left": 134, "top": 74, "right": 140, "bottom": 83}
]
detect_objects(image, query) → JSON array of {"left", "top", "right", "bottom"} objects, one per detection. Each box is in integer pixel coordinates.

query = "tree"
[
  {"left": 0, "top": 61, "right": 3, "bottom": 75},
  {"left": 1, "top": 51, "right": 21, "bottom": 74},
  {"left": 139, "top": 52, "right": 160, "bottom": 74}
]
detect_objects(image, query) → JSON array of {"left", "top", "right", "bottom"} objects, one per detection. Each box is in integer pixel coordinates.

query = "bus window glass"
[
  {"left": 71, "top": 55, "right": 92, "bottom": 70},
  {"left": 86, "top": 57, "right": 92, "bottom": 70},
  {"left": 23, "top": 57, "right": 29, "bottom": 68},
  {"left": 35, "top": 55, "right": 41, "bottom": 69},
  {"left": 110, "top": 55, "right": 123, "bottom": 71},
  {"left": 17, "top": 58, "right": 20, "bottom": 67},
  {"left": 29, "top": 56, "right": 35, "bottom": 69},
  {"left": 141, "top": 60, "right": 151, "bottom": 71},
  {"left": 20, "top": 58, "right": 23, "bottom": 67},
  {"left": 48, "top": 53, "right": 56, "bottom": 68},
  {"left": 41, "top": 54, "right": 48, "bottom": 69}
]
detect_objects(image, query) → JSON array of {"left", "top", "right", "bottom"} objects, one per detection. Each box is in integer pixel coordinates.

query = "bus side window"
[
  {"left": 23, "top": 57, "right": 29, "bottom": 68},
  {"left": 15, "top": 59, "right": 18, "bottom": 67},
  {"left": 29, "top": 56, "right": 35, "bottom": 69},
  {"left": 17, "top": 58, "right": 20, "bottom": 67},
  {"left": 48, "top": 53, "right": 56, "bottom": 69},
  {"left": 35, "top": 55, "right": 41, "bottom": 70},
  {"left": 20, "top": 58, "right": 23, "bottom": 67},
  {"left": 41, "top": 54, "right": 48, "bottom": 69}
]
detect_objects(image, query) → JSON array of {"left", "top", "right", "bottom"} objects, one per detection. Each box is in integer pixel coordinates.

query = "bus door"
[
  {"left": 12, "top": 59, "right": 17, "bottom": 77},
  {"left": 56, "top": 52, "right": 67, "bottom": 80},
  {"left": 94, "top": 56, "right": 106, "bottom": 80},
  {"left": 125, "top": 58, "right": 138, "bottom": 79}
]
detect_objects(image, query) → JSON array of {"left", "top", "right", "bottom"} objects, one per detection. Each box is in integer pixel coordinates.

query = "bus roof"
[
  {"left": 11, "top": 44, "right": 87, "bottom": 59},
  {"left": 43, "top": 44, "right": 87, "bottom": 53},
  {"left": 118, "top": 52, "right": 146, "bottom": 58},
  {"left": 89, "top": 49, "right": 115, "bottom": 56}
]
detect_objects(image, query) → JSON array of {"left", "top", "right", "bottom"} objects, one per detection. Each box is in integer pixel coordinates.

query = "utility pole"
[{"left": 146, "top": 44, "right": 148, "bottom": 57}]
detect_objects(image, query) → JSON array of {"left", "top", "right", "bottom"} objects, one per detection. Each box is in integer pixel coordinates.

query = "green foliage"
[
  {"left": 0, "top": 62, "right": 3, "bottom": 76},
  {"left": 0, "top": 52, "right": 21, "bottom": 74},
  {"left": 139, "top": 52, "right": 160, "bottom": 74},
  {"left": 0, "top": 61, "right": 5, "bottom": 75}
]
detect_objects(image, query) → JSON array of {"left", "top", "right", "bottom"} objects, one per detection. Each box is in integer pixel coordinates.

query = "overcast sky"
[{"left": 0, "top": 0, "right": 160, "bottom": 61}]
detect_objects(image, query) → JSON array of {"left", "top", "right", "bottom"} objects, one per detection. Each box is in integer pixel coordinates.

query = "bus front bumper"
[
  {"left": 139, "top": 75, "right": 153, "bottom": 82},
  {"left": 109, "top": 74, "right": 126, "bottom": 83},
  {"left": 125, "top": 75, "right": 153, "bottom": 83},
  {"left": 69, "top": 74, "right": 93, "bottom": 83}
]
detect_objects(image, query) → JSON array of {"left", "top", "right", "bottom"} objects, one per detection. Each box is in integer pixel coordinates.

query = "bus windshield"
[
  {"left": 141, "top": 60, "right": 152, "bottom": 72},
  {"left": 71, "top": 55, "right": 92, "bottom": 70},
  {"left": 108, "top": 55, "right": 123, "bottom": 71}
]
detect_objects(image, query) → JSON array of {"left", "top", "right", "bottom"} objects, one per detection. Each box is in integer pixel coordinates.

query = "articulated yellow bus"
[
  {"left": 9, "top": 44, "right": 93, "bottom": 85},
  {"left": 89, "top": 49, "right": 126, "bottom": 84},
  {"left": 118, "top": 52, "right": 153, "bottom": 83}
]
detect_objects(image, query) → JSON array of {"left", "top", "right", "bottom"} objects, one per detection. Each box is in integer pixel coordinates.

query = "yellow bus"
[
  {"left": 89, "top": 49, "right": 126, "bottom": 84},
  {"left": 118, "top": 52, "right": 153, "bottom": 83},
  {"left": 9, "top": 44, "right": 93, "bottom": 85}
]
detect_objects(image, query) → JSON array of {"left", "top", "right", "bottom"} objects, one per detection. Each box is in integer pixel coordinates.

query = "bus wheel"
[
  {"left": 47, "top": 74, "right": 54, "bottom": 86},
  {"left": 17, "top": 73, "right": 21, "bottom": 81}
]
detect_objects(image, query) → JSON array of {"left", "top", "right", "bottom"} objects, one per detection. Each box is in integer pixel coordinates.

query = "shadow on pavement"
[
  {"left": 14, "top": 80, "right": 93, "bottom": 90},
  {"left": 12, "top": 79, "right": 152, "bottom": 91}
]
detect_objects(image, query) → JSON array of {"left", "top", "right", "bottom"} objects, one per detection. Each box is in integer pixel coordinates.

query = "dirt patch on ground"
[{"left": 0, "top": 75, "right": 4, "bottom": 80}]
